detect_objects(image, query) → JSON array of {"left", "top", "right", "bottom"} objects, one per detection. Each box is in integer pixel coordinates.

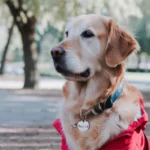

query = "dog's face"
[{"left": 51, "top": 14, "right": 139, "bottom": 81}]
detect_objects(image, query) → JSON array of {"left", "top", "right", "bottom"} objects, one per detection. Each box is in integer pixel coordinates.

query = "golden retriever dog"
[{"left": 51, "top": 14, "right": 149, "bottom": 150}]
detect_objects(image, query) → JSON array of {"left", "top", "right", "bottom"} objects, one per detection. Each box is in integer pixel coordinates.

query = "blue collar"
[
  {"left": 110, "top": 79, "right": 124, "bottom": 104},
  {"left": 92, "top": 79, "right": 124, "bottom": 115}
]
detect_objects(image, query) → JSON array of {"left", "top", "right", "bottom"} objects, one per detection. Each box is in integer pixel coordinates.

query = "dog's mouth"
[{"left": 55, "top": 64, "right": 90, "bottom": 78}]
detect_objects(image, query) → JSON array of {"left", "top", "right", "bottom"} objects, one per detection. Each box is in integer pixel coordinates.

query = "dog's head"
[{"left": 51, "top": 14, "right": 139, "bottom": 81}]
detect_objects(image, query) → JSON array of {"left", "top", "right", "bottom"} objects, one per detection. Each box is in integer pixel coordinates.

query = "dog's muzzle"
[{"left": 51, "top": 46, "right": 90, "bottom": 79}]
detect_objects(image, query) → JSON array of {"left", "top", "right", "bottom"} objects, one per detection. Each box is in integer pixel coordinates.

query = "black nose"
[{"left": 51, "top": 46, "right": 65, "bottom": 59}]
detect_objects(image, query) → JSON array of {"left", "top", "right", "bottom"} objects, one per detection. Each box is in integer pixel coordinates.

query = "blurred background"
[{"left": 0, "top": 0, "right": 150, "bottom": 149}]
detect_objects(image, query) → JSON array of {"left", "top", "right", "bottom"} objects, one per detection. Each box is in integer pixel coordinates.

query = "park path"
[
  {"left": 0, "top": 89, "right": 149, "bottom": 150},
  {"left": 0, "top": 89, "right": 63, "bottom": 150}
]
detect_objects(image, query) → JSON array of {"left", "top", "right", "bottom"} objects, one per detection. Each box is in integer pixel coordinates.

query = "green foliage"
[
  {"left": 137, "top": 0, "right": 150, "bottom": 16},
  {"left": 36, "top": 22, "right": 63, "bottom": 53},
  {"left": 21, "top": 0, "right": 55, "bottom": 17},
  {"left": 136, "top": 16, "right": 150, "bottom": 54},
  {"left": 1, "top": 0, "right": 150, "bottom": 56},
  {"left": 52, "top": 0, "right": 81, "bottom": 20},
  {"left": 0, "top": 1, "right": 12, "bottom": 25}
]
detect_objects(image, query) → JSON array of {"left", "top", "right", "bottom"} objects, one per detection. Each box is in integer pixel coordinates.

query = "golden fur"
[{"left": 52, "top": 14, "right": 141, "bottom": 150}]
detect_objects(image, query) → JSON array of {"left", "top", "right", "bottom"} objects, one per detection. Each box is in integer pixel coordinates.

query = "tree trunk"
[
  {"left": 21, "top": 22, "right": 39, "bottom": 88},
  {"left": 136, "top": 54, "right": 141, "bottom": 71},
  {"left": 0, "top": 21, "right": 14, "bottom": 74},
  {"left": 145, "top": 54, "right": 150, "bottom": 72},
  {"left": 5, "top": 0, "right": 39, "bottom": 88}
]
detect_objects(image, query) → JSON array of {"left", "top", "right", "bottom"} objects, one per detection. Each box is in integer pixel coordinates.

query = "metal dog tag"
[{"left": 77, "top": 120, "right": 90, "bottom": 132}]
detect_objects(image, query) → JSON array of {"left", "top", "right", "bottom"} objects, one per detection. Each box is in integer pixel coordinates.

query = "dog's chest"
[
  {"left": 62, "top": 100, "right": 82, "bottom": 126},
  {"left": 61, "top": 101, "right": 83, "bottom": 149},
  {"left": 60, "top": 96, "right": 140, "bottom": 150},
  {"left": 61, "top": 101, "right": 126, "bottom": 150}
]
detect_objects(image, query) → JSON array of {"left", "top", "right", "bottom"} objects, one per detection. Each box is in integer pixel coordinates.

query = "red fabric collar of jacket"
[{"left": 53, "top": 98, "right": 150, "bottom": 150}]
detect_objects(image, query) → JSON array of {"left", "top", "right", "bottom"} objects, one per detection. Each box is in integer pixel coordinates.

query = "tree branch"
[
  {"left": 18, "top": 0, "right": 23, "bottom": 9},
  {"left": 17, "top": 0, "right": 28, "bottom": 18},
  {"left": 17, "top": 0, "right": 36, "bottom": 25},
  {"left": 0, "top": 19, "right": 14, "bottom": 74},
  {"left": 5, "top": 0, "right": 23, "bottom": 32}
]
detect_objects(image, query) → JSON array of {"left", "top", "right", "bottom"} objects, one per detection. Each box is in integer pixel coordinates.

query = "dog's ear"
[{"left": 105, "top": 19, "right": 140, "bottom": 68}]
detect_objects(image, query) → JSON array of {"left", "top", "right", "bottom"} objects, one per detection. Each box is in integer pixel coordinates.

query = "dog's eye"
[
  {"left": 65, "top": 31, "right": 68, "bottom": 37},
  {"left": 81, "top": 30, "right": 94, "bottom": 38}
]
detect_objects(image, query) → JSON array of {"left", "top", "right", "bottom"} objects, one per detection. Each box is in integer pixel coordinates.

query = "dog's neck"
[
  {"left": 66, "top": 65, "right": 124, "bottom": 116},
  {"left": 75, "top": 66, "right": 123, "bottom": 100}
]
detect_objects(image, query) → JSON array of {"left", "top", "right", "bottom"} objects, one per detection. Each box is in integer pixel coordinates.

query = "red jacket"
[{"left": 53, "top": 98, "right": 150, "bottom": 150}]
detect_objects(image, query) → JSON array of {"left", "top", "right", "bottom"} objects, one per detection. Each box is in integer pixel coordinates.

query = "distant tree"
[
  {"left": 136, "top": 0, "right": 150, "bottom": 55},
  {"left": 135, "top": 16, "right": 150, "bottom": 70},
  {"left": 5, "top": 0, "right": 40, "bottom": 88},
  {"left": 2, "top": 0, "right": 146, "bottom": 82},
  {"left": 0, "top": 20, "right": 14, "bottom": 74},
  {"left": 136, "top": 16, "right": 150, "bottom": 54},
  {"left": 36, "top": 22, "right": 63, "bottom": 54},
  {"left": 137, "top": 0, "right": 150, "bottom": 16}
]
